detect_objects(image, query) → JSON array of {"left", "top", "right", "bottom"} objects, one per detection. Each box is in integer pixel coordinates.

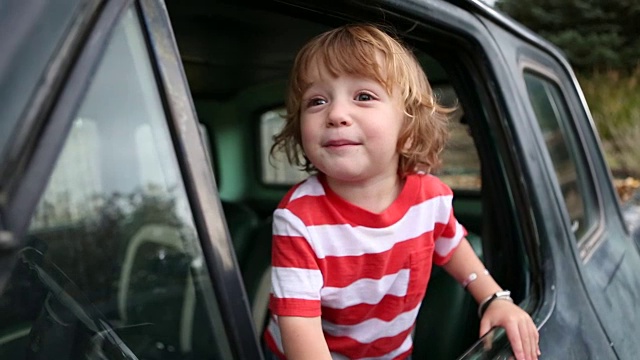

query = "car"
[{"left": 1, "top": 0, "right": 640, "bottom": 359}]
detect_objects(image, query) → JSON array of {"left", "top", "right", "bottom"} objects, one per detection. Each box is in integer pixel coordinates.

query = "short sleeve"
[
  {"left": 430, "top": 180, "right": 467, "bottom": 266},
  {"left": 269, "top": 208, "right": 323, "bottom": 317}
]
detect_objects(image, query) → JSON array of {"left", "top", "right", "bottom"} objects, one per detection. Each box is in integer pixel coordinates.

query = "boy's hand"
[{"left": 480, "top": 299, "right": 540, "bottom": 360}]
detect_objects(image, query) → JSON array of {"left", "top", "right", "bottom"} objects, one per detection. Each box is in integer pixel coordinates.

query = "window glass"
[
  {"left": 0, "top": 7, "right": 233, "bottom": 360},
  {"left": 435, "top": 85, "right": 481, "bottom": 191},
  {"left": 259, "top": 85, "right": 481, "bottom": 191},
  {"left": 524, "top": 72, "right": 593, "bottom": 238},
  {"left": 0, "top": 0, "right": 80, "bottom": 160},
  {"left": 259, "top": 109, "right": 310, "bottom": 185}
]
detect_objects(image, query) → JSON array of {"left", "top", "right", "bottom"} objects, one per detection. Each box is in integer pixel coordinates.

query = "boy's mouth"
[{"left": 323, "top": 139, "right": 361, "bottom": 147}]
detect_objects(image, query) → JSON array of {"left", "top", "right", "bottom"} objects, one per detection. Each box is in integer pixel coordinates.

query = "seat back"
[
  {"left": 240, "top": 218, "right": 273, "bottom": 332},
  {"left": 221, "top": 201, "right": 260, "bottom": 265},
  {"left": 118, "top": 224, "right": 195, "bottom": 356}
]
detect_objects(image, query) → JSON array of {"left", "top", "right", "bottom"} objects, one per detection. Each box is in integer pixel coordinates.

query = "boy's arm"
[
  {"left": 441, "top": 238, "right": 501, "bottom": 299},
  {"left": 441, "top": 238, "right": 540, "bottom": 360},
  {"left": 279, "top": 316, "right": 332, "bottom": 360}
]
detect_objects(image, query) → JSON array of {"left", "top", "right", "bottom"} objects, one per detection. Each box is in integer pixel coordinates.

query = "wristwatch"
[{"left": 478, "top": 290, "right": 513, "bottom": 318}]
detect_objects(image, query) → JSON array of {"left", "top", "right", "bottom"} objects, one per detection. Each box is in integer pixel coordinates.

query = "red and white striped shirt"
[{"left": 265, "top": 173, "right": 466, "bottom": 359}]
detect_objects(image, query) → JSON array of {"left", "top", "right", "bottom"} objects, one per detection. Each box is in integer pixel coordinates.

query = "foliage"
[
  {"left": 498, "top": 0, "right": 640, "bottom": 186},
  {"left": 579, "top": 67, "right": 640, "bottom": 178},
  {"left": 496, "top": 0, "right": 640, "bottom": 73}
]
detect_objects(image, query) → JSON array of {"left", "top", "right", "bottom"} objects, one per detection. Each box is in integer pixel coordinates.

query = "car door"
[
  {"left": 516, "top": 30, "right": 640, "bottom": 360},
  {"left": 470, "top": 3, "right": 637, "bottom": 358},
  {"left": 0, "top": 0, "right": 262, "bottom": 359}
]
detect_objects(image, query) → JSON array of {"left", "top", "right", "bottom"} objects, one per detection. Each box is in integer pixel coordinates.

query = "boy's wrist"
[
  {"left": 477, "top": 290, "right": 513, "bottom": 318},
  {"left": 461, "top": 268, "right": 490, "bottom": 289}
]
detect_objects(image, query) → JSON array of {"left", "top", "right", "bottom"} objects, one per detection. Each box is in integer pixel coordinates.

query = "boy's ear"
[
  {"left": 402, "top": 136, "right": 413, "bottom": 151},
  {"left": 398, "top": 117, "right": 414, "bottom": 151}
]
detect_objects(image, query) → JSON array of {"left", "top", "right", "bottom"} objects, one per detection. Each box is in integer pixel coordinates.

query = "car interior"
[{"left": 165, "top": 0, "right": 531, "bottom": 358}]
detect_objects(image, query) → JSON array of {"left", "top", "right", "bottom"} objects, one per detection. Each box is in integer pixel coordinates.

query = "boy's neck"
[{"left": 324, "top": 173, "right": 404, "bottom": 214}]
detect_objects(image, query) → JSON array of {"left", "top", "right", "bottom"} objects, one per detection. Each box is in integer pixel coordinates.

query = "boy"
[{"left": 266, "top": 24, "right": 539, "bottom": 360}]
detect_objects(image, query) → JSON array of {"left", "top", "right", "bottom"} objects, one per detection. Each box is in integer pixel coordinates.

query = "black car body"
[{"left": 1, "top": 0, "right": 639, "bottom": 359}]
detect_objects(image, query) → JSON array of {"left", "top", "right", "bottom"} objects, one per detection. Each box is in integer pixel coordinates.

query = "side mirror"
[
  {"left": 616, "top": 177, "right": 640, "bottom": 204},
  {"left": 617, "top": 177, "right": 640, "bottom": 249}
]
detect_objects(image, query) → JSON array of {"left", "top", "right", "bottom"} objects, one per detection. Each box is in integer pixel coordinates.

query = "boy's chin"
[{"left": 320, "top": 169, "right": 380, "bottom": 185}]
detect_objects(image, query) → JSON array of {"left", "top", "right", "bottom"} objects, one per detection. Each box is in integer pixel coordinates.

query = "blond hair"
[{"left": 272, "top": 24, "right": 452, "bottom": 176}]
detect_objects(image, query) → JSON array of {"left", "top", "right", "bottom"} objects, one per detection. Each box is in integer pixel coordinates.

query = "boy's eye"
[
  {"left": 355, "top": 93, "right": 374, "bottom": 101},
  {"left": 307, "top": 98, "right": 327, "bottom": 107}
]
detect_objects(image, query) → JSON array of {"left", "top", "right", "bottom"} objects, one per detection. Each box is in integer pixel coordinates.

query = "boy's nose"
[{"left": 326, "top": 101, "right": 352, "bottom": 127}]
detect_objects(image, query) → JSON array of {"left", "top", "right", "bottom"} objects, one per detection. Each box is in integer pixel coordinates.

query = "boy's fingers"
[
  {"left": 479, "top": 319, "right": 491, "bottom": 338},
  {"left": 504, "top": 323, "right": 525, "bottom": 360},
  {"left": 523, "top": 320, "right": 539, "bottom": 360},
  {"left": 517, "top": 321, "right": 532, "bottom": 360},
  {"left": 531, "top": 323, "right": 540, "bottom": 358},
  {"left": 479, "top": 320, "right": 493, "bottom": 350},
  {"left": 479, "top": 312, "right": 538, "bottom": 359},
  {"left": 518, "top": 321, "right": 537, "bottom": 360}
]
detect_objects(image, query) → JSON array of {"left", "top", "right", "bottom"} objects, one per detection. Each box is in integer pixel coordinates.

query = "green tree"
[
  {"left": 498, "top": 0, "right": 640, "bottom": 184},
  {"left": 497, "top": 0, "right": 640, "bottom": 73}
]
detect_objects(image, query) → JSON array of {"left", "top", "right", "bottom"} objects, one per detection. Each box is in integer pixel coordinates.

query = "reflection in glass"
[
  {"left": 524, "top": 73, "right": 587, "bottom": 237},
  {"left": 0, "top": 7, "right": 232, "bottom": 360}
]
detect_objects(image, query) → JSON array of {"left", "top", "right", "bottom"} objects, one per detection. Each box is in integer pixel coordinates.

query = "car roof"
[
  {"left": 167, "top": 0, "right": 569, "bottom": 100},
  {"left": 446, "top": 0, "right": 569, "bottom": 61}
]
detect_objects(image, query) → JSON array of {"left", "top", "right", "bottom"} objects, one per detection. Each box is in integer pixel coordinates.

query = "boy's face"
[{"left": 299, "top": 63, "right": 405, "bottom": 185}]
